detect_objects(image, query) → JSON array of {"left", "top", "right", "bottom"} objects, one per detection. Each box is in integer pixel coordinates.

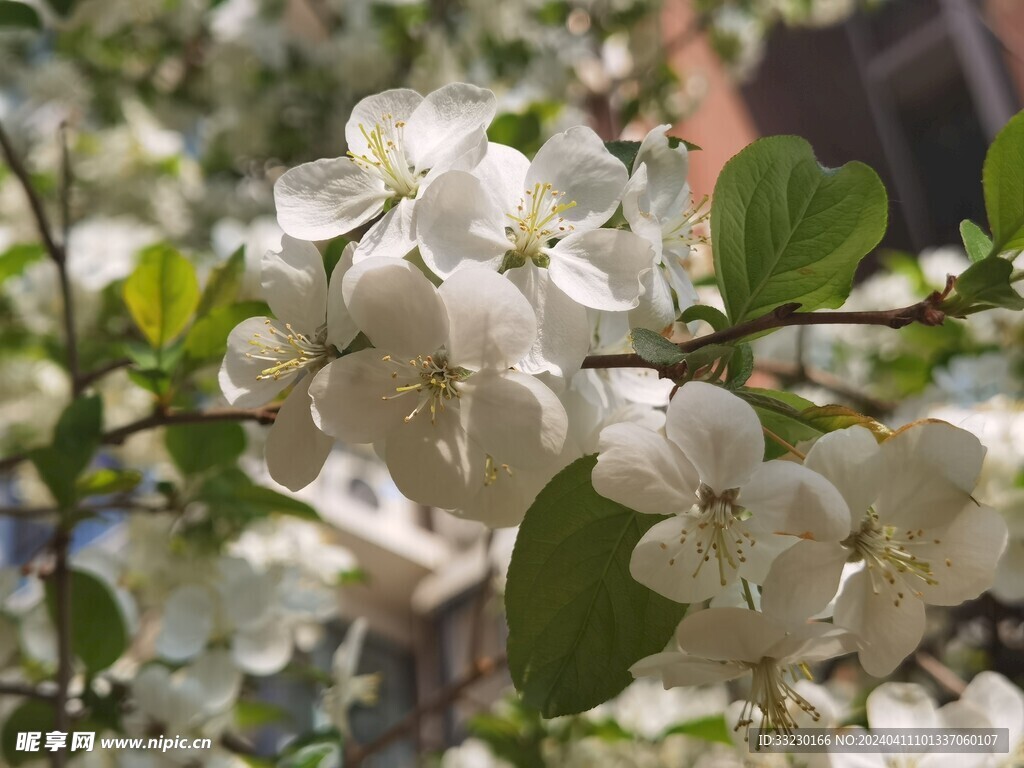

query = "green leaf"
[
  {"left": 959, "top": 220, "right": 993, "bottom": 263},
  {"left": 725, "top": 343, "right": 754, "bottom": 388},
  {"left": 123, "top": 244, "right": 200, "bottom": 349},
  {"left": 183, "top": 301, "right": 269, "bottom": 364},
  {"left": 663, "top": 714, "right": 733, "bottom": 744},
  {"left": 679, "top": 304, "right": 729, "bottom": 331},
  {"left": 76, "top": 468, "right": 142, "bottom": 497},
  {"left": 679, "top": 344, "right": 735, "bottom": 376},
  {"left": 1, "top": 700, "right": 54, "bottom": 766},
  {"left": 0, "top": 243, "right": 44, "bottom": 284},
  {"left": 277, "top": 743, "right": 341, "bottom": 768},
  {"left": 0, "top": 1, "right": 41, "bottom": 28},
  {"left": 45, "top": 569, "right": 127, "bottom": 674},
  {"left": 235, "top": 700, "right": 292, "bottom": 730},
  {"left": 604, "top": 137, "right": 699, "bottom": 170},
  {"left": 196, "top": 467, "right": 319, "bottom": 521},
  {"left": 30, "top": 395, "right": 104, "bottom": 508},
  {"left": 630, "top": 328, "right": 685, "bottom": 366},
  {"left": 165, "top": 421, "right": 246, "bottom": 475},
  {"left": 983, "top": 110, "right": 1024, "bottom": 255},
  {"left": 942, "top": 255, "right": 1024, "bottom": 314},
  {"left": 799, "top": 405, "right": 892, "bottom": 440},
  {"left": 196, "top": 246, "right": 245, "bottom": 316},
  {"left": 506, "top": 455, "right": 688, "bottom": 717},
  {"left": 712, "top": 136, "right": 888, "bottom": 323},
  {"left": 739, "top": 388, "right": 818, "bottom": 460}
]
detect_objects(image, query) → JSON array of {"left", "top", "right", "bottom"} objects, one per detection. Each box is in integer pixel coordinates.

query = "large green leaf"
[
  {"left": 123, "top": 244, "right": 200, "bottom": 349},
  {"left": 165, "top": 421, "right": 246, "bottom": 475},
  {"left": 712, "top": 136, "right": 888, "bottom": 323},
  {"left": 30, "top": 395, "right": 103, "bottom": 508},
  {"left": 506, "top": 455, "right": 687, "bottom": 717},
  {"left": 0, "top": 243, "right": 44, "bottom": 284},
  {"left": 983, "top": 110, "right": 1024, "bottom": 255},
  {"left": 184, "top": 300, "right": 269, "bottom": 365},
  {"left": 196, "top": 245, "right": 245, "bottom": 316},
  {"left": 0, "top": 1, "right": 41, "bottom": 28},
  {"left": 44, "top": 569, "right": 128, "bottom": 674},
  {"left": 630, "top": 327, "right": 685, "bottom": 366}
]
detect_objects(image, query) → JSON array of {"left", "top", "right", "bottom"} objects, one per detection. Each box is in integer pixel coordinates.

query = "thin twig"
[
  {"left": 0, "top": 682, "right": 56, "bottom": 701},
  {"left": 75, "top": 357, "right": 132, "bottom": 390},
  {"left": 581, "top": 297, "right": 947, "bottom": 373},
  {"left": 914, "top": 651, "right": 966, "bottom": 696},
  {"left": 345, "top": 654, "right": 507, "bottom": 766},
  {"left": 0, "top": 405, "right": 280, "bottom": 473},
  {"left": 0, "top": 499, "right": 172, "bottom": 520},
  {"left": 52, "top": 530, "right": 71, "bottom": 768},
  {"left": 0, "top": 120, "right": 63, "bottom": 263}
]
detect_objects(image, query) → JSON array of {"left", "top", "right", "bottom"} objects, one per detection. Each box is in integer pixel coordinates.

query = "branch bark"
[
  {"left": 580, "top": 298, "right": 947, "bottom": 373},
  {"left": 345, "top": 653, "right": 507, "bottom": 766},
  {"left": 0, "top": 405, "right": 280, "bottom": 474}
]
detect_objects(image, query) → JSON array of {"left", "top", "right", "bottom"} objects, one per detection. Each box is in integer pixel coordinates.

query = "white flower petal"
[
  {"left": 760, "top": 540, "right": 849, "bottom": 627},
  {"left": 383, "top": 413, "right": 481, "bottom": 509},
  {"left": 219, "top": 317, "right": 295, "bottom": 408},
  {"left": 866, "top": 683, "right": 941, "bottom": 729},
  {"left": 958, "top": 671, "right": 1024, "bottom": 747},
  {"left": 186, "top": 650, "right": 242, "bottom": 713},
  {"left": 633, "top": 125, "right": 691, "bottom": 221},
  {"left": 834, "top": 569, "right": 925, "bottom": 677},
  {"left": 593, "top": 422, "right": 699, "bottom": 515},
  {"left": 265, "top": 377, "right": 334, "bottom": 492},
  {"left": 466, "top": 142, "right": 532, "bottom": 214},
  {"left": 876, "top": 421, "right": 985, "bottom": 519},
  {"left": 804, "top": 426, "right": 882, "bottom": 531},
  {"left": 404, "top": 83, "right": 496, "bottom": 171},
  {"left": 274, "top": 158, "right": 388, "bottom": 241},
  {"left": 547, "top": 229, "right": 650, "bottom": 311},
  {"left": 627, "top": 265, "right": 676, "bottom": 332},
  {"left": 326, "top": 243, "right": 358, "bottom": 349},
  {"left": 622, "top": 163, "right": 665, "bottom": 263},
  {"left": 742, "top": 461, "right": 850, "bottom": 542},
  {"left": 631, "top": 516, "right": 736, "bottom": 603},
  {"left": 308, "top": 351, "right": 408, "bottom": 443},
  {"left": 345, "top": 88, "right": 423, "bottom": 159},
  {"left": 231, "top": 617, "right": 293, "bottom": 675},
  {"left": 460, "top": 371, "right": 567, "bottom": 470},
  {"left": 261, "top": 235, "right": 327, "bottom": 334},
  {"left": 665, "top": 382, "right": 764, "bottom": 492},
  {"left": 506, "top": 264, "right": 591, "bottom": 378},
  {"left": 912, "top": 504, "right": 1007, "bottom": 606},
  {"left": 630, "top": 652, "right": 744, "bottom": 688},
  {"left": 675, "top": 607, "right": 786, "bottom": 663},
  {"left": 156, "top": 586, "right": 214, "bottom": 662},
  {"left": 526, "top": 126, "right": 625, "bottom": 230},
  {"left": 342, "top": 257, "right": 449, "bottom": 357},
  {"left": 439, "top": 267, "right": 537, "bottom": 369},
  {"left": 352, "top": 197, "right": 417, "bottom": 262}
]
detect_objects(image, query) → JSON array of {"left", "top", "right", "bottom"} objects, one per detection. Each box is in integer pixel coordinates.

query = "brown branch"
[
  {"left": 52, "top": 530, "right": 72, "bottom": 768},
  {"left": 0, "top": 120, "right": 63, "bottom": 263},
  {"left": 76, "top": 357, "right": 133, "bottom": 390},
  {"left": 345, "top": 653, "right": 507, "bottom": 767},
  {"left": 0, "top": 404, "right": 280, "bottom": 474},
  {"left": 0, "top": 682, "right": 56, "bottom": 702},
  {"left": 915, "top": 651, "right": 966, "bottom": 696},
  {"left": 581, "top": 298, "right": 947, "bottom": 373}
]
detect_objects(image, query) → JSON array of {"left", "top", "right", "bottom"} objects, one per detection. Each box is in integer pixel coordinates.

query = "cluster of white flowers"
[
  {"left": 222, "top": 83, "right": 703, "bottom": 525},
  {"left": 597, "top": 381, "right": 1008, "bottom": 732}
]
